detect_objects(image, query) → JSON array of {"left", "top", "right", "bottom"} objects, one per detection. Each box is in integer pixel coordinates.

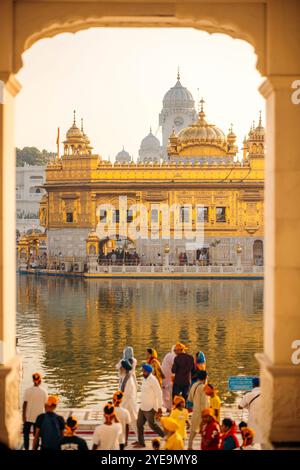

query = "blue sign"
[{"left": 228, "top": 376, "right": 258, "bottom": 391}]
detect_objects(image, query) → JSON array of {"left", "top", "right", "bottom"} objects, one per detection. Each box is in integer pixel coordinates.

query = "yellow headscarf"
[
  {"left": 160, "top": 417, "right": 180, "bottom": 433},
  {"left": 173, "top": 395, "right": 186, "bottom": 408}
]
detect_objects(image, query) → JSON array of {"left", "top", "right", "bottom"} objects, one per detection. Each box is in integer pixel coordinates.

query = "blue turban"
[
  {"left": 141, "top": 363, "right": 153, "bottom": 374},
  {"left": 252, "top": 377, "right": 260, "bottom": 388}
]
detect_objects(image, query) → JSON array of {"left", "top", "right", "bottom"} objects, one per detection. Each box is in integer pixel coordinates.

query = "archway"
[{"left": 1, "top": 0, "right": 300, "bottom": 449}]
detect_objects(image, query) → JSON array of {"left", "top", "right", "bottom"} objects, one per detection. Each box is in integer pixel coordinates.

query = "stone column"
[
  {"left": 0, "top": 1, "right": 22, "bottom": 448},
  {"left": 256, "top": 0, "right": 300, "bottom": 448},
  {"left": 0, "top": 73, "right": 22, "bottom": 449}
]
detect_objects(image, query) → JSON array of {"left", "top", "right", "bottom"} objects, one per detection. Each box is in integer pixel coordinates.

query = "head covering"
[
  {"left": 46, "top": 395, "right": 59, "bottom": 407},
  {"left": 196, "top": 351, "right": 206, "bottom": 364},
  {"left": 204, "top": 383, "right": 218, "bottom": 396},
  {"left": 241, "top": 427, "right": 254, "bottom": 446},
  {"left": 141, "top": 363, "right": 153, "bottom": 374},
  {"left": 173, "top": 395, "right": 185, "bottom": 408},
  {"left": 252, "top": 377, "right": 260, "bottom": 388},
  {"left": 121, "top": 359, "right": 132, "bottom": 371},
  {"left": 32, "top": 372, "right": 41, "bottom": 383},
  {"left": 65, "top": 416, "right": 78, "bottom": 435},
  {"left": 196, "top": 370, "right": 207, "bottom": 381},
  {"left": 123, "top": 346, "right": 134, "bottom": 362},
  {"left": 201, "top": 408, "right": 216, "bottom": 420},
  {"left": 147, "top": 348, "right": 158, "bottom": 359},
  {"left": 103, "top": 403, "right": 115, "bottom": 417},
  {"left": 160, "top": 417, "right": 179, "bottom": 432},
  {"left": 175, "top": 342, "right": 187, "bottom": 352},
  {"left": 113, "top": 391, "right": 124, "bottom": 404}
]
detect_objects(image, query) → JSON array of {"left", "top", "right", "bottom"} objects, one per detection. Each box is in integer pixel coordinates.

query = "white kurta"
[{"left": 122, "top": 375, "right": 138, "bottom": 422}]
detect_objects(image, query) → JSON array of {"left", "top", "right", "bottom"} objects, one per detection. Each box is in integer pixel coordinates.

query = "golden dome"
[
  {"left": 66, "top": 111, "right": 84, "bottom": 141},
  {"left": 172, "top": 99, "right": 227, "bottom": 156}
]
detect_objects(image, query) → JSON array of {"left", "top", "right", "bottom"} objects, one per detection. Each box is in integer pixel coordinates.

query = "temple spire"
[
  {"left": 199, "top": 97, "right": 205, "bottom": 113},
  {"left": 177, "top": 66, "right": 180, "bottom": 81},
  {"left": 73, "top": 110, "right": 76, "bottom": 125},
  {"left": 81, "top": 118, "right": 84, "bottom": 133}
]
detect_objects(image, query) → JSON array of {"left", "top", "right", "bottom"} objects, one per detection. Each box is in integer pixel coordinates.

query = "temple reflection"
[{"left": 17, "top": 275, "right": 263, "bottom": 407}]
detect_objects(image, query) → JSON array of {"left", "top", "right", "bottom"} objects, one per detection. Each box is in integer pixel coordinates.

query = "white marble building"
[{"left": 16, "top": 164, "right": 46, "bottom": 235}]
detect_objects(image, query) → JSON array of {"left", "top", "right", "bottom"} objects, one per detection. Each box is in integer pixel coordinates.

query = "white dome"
[
  {"left": 115, "top": 148, "right": 131, "bottom": 163},
  {"left": 140, "top": 130, "right": 160, "bottom": 151},
  {"left": 139, "top": 129, "right": 161, "bottom": 162},
  {"left": 163, "top": 79, "right": 195, "bottom": 109}
]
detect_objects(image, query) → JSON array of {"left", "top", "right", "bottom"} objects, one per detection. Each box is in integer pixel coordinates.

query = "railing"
[{"left": 88, "top": 264, "right": 264, "bottom": 275}]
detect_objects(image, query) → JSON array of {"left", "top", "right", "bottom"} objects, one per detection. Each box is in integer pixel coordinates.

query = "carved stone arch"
[{"left": 14, "top": 3, "right": 265, "bottom": 75}]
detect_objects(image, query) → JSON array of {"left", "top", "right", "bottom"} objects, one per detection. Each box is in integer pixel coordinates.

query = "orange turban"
[
  {"left": 201, "top": 408, "right": 216, "bottom": 419},
  {"left": 113, "top": 391, "right": 124, "bottom": 404},
  {"left": 46, "top": 395, "right": 59, "bottom": 407},
  {"left": 173, "top": 395, "right": 185, "bottom": 408},
  {"left": 32, "top": 372, "right": 41, "bottom": 383},
  {"left": 175, "top": 342, "right": 187, "bottom": 352}
]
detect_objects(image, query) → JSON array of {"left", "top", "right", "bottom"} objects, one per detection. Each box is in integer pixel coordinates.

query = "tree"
[{"left": 16, "top": 147, "right": 56, "bottom": 166}]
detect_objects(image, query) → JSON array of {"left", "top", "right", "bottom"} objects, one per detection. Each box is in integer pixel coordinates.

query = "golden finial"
[
  {"left": 199, "top": 97, "right": 205, "bottom": 113},
  {"left": 177, "top": 66, "right": 180, "bottom": 81},
  {"left": 73, "top": 110, "right": 76, "bottom": 125},
  {"left": 258, "top": 110, "right": 262, "bottom": 127},
  {"left": 81, "top": 118, "right": 84, "bottom": 133}
]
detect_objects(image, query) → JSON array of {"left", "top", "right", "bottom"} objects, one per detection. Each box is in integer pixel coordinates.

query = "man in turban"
[
  {"left": 133, "top": 364, "right": 165, "bottom": 448},
  {"left": 172, "top": 342, "right": 195, "bottom": 401},
  {"left": 33, "top": 395, "right": 65, "bottom": 450}
]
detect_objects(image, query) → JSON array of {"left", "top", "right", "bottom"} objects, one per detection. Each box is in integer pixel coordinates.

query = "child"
[
  {"left": 204, "top": 383, "right": 221, "bottom": 421},
  {"left": 200, "top": 408, "right": 221, "bottom": 450},
  {"left": 160, "top": 417, "right": 184, "bottom": 450},
  {"left": 220, "top": 418, "right": 239, "bottom": 450},
  {"left": 170, "top": 395, "right": 190, "bottom": 444}
]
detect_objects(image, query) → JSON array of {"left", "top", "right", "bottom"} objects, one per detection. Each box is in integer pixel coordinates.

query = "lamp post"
[
  {"left": 164, "top": 244, "right": 170, "bottom": 267},
  {"left": 236, "top": 243, "right": 243, "bottom": 270}
]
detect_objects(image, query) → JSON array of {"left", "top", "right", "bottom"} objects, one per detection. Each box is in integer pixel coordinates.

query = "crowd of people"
[
  {"left": 98, "top": 250, "right": 140, "bottom": 266},
  {"left": 22, "top": 343, "right": 261, "bottom": 451}
]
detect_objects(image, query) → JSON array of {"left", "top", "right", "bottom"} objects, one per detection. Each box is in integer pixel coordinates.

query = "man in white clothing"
[
  {"left": 133, "top": 364, "right": 165, "bottom": 448},
  {"left": 92, "top": 403, "right": 122, "bottom": 450},
  {"left": 22, "top": 372, "right": 48, "bottom": 450},
  {"left": 238, "top": 377, "right": 262, "bottom": 444}
]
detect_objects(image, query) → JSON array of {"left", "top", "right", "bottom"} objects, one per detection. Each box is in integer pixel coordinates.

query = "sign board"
[{"left": 228, "top": 376, "right": 258, "bottom": 391}]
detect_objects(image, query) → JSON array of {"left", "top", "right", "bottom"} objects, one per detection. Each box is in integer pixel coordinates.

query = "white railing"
[{"left": 88, "top": 264, "right": 264, "bottom": 275}]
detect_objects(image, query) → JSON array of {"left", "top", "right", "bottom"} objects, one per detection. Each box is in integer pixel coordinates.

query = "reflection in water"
[{"left": 17, "top": 275, "right": 263, "bottom": 408}]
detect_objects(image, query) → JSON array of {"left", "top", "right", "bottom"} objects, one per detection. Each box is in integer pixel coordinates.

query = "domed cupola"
[
  {"left": 138, "top": 128, "right": 161, "bottom": 163},
  {"left": 168, "top": 98, "right": 228, "bottom": 159},
  {"left": 162, "top": 71, "right": 195, "bottom": 109},
  {"left": 66, "top": 111, "right": 84, "bottom": 141},
  {"left": 159, "top": 70, "right": 197, "bottom": 157},
  {"left": 115, "top": 147, "right": 132, "bottom": 164},
  {"left": 63, "top": 111, "right": 90, "bottom": 156}
]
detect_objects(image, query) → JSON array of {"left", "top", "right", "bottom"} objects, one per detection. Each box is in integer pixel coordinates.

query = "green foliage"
[{"left": 16, "top": 147, "right": 56, "bottom": 167}]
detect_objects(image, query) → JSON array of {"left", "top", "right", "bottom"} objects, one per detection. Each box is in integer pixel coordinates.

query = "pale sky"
[{"left": 15, "top": 28, "right": 265, "bottom": 161}]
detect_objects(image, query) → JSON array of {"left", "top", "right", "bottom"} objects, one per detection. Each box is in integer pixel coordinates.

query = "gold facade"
[{"left": 39, "top": 104, "right": 264, "bottom": 264}]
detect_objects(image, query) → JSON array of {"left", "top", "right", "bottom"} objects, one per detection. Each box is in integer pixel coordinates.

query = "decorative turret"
[
  {"left": 246, "top": 111, "right": 265, "bottom": 159},
  {"left": 63, "top": 111, "right": 91, "bottom": 157},
  {"left": 227, "top": 124, "right": 238, "bottom": 156}
]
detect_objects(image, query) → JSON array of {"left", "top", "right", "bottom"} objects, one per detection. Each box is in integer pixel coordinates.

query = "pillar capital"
[
  {"left": 259, "top": 75, "right": 300, "bottom": 98},
  {"left": 0, "top": 73, "right": 21, "bottom": 99}
]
